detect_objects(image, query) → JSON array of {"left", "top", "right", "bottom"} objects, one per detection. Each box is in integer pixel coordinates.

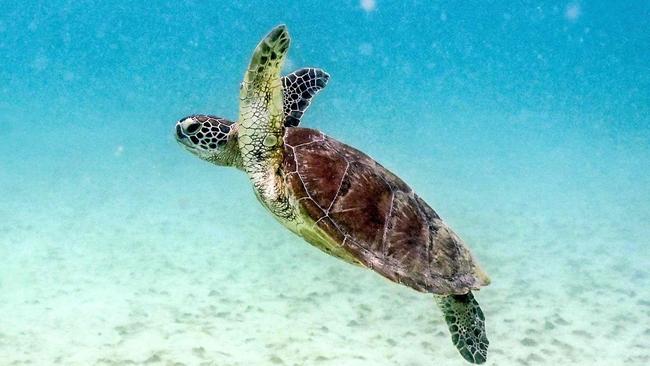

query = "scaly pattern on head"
[
  {"left": 175, "top": 115, "right": 242, "bottom": 168},
  {"left": 176, "top": 115, "right": 232, "bottom": 149}
]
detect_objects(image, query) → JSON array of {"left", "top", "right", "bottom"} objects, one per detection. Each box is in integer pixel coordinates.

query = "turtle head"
[{"left": 175, "top": 115, "right": 243, "bottom": 169}]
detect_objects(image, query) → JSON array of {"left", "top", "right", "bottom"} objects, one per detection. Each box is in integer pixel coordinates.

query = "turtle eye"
[{"left": 185, "top": 121, "right": 201, "bottom": 135}]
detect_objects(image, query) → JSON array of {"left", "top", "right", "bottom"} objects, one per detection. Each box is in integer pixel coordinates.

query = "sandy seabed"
[{"left": 1, "top": 155, "right": 648, "bottom": 366}]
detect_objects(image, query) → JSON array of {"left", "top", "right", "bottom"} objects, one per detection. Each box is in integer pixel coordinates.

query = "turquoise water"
[{"left": 1, "top": 1, "right": 648, "bottom": 365}]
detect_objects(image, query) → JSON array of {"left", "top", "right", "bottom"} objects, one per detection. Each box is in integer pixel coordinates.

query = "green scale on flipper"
[
  {"left": 436, "top": 292, "right": 489, "bottom": 364},
  {"left": 238, "top": 26, "right": 289, "bottom": 167},
  {"left": 237, "top": 25, "right": 292, "bottom": 214}
]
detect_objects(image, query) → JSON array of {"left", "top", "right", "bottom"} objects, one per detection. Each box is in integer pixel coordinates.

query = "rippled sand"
[{"left": 1, "top": 151, "right": 648, "bottom": 366}]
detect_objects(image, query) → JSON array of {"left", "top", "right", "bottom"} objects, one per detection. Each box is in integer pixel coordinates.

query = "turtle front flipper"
[
  {"left": 282, "top": 68, "right": 330, "bottom": 127},
  {"left": 435, "top": 292, "right": 489, "bottom": 364},
  {"left": 238, "top": 25, "right": 291, "bottom": 204}
]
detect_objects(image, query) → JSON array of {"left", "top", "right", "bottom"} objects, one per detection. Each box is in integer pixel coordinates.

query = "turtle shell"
[{"left": 282, "top": 127, "right": 490, "bottom": 295}]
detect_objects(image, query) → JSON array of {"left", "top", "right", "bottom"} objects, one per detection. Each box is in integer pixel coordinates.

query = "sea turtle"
[{"left": 175, "top": 25, "right": 490, "bottom": 364}]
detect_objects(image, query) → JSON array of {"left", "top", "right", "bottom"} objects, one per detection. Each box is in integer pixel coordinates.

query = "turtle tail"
[{"left": 435, "top": 292, "right": 489, "bottom": 364}]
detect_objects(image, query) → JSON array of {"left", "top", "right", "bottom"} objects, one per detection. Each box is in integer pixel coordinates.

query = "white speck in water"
[
  {"left": 565, "top": 3, "right": 581, "bottom": 21},
  {"left": 114, "top": 145, "right": 124, "bottom": 157},
  {"left": 358, "top": 43, "right": 373, "bottom": 56},
  {"left": 31, "top": 55, "right": 49, "bottom": 71},
  {"left": 282, "top": 57, "right": 294, "bottom": 73},
  {"left": 360, "top": 0, "right": 376, "bottom": 12}
]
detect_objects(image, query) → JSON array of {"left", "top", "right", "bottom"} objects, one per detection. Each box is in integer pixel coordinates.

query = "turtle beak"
[
  {"left": 175, "top": 124, "right": 184, "bottom": 139},
  {"left": 175, "top": 123, "right": 194, "bottom": 148}
]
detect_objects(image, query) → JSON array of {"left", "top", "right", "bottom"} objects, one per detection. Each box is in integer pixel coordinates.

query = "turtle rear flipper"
[{"left": 435, "top": 292, "right": 489, "bottom": 364}]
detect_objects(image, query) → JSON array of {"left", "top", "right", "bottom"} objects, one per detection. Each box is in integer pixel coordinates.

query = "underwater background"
[{"left": 1, "top": 1, "right": 648, "bottom": 365}]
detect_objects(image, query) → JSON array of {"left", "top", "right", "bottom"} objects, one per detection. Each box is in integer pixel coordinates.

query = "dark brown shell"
[{"left": 282, "top": 128, "right": 490, "bottom": 295}]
